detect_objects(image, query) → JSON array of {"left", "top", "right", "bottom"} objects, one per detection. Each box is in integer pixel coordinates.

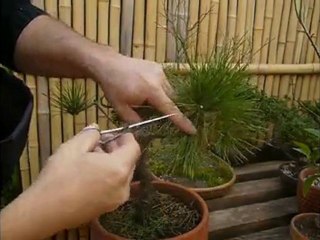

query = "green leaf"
[
  {"left": 303, "top": 174, "right": 320, "bottom": 197},
  {"left": 293, "top": 141, "right": 311, "bottom": 159},
  {"left": 305, "top": 128, "right": 320, "bottom": 139}
]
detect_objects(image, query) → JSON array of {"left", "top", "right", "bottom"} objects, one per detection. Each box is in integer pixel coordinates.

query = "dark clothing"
[{"left": 0, "top": 0, "right": 44, "bottom": 193}]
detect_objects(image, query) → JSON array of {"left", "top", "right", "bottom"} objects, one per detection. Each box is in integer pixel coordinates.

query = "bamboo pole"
[
  {"left": 197, "top": 0, "right": 210, "bottom": 60},
  {"left": 251, "top": 0, "right": 266, "bottom": 85},
  {"left": 244, "top": 0, "right": 255, "bottom": 61},
  {"left": 177, "top": 0, "right": 189, "bottom": 62},
  {"left": 32, "top": 0, "right": 51, "bottom": 167},
  {"left": 109, "top": 0, "right": 121, "bottom": 52},
  {"left": 279, "top": 1, "right": 299, "bottom": 100},
  {"left": 45, "top": 0, "right": 58, "bottom": 18},
  {"left": 44, "top": 0, "right": 62, "bottom": 154},
  {"left": 120, "top": 0, "right": 134, "bottom": 56},
  {"left": 227, "top": 0, "right": 237, "bottom": 40},
  {"left": 312, "top": 23, "right": 320, "bottom": 100},
  {"left": 162, "top": 62, "right": 320, "bottom": 74},
  {"left": 265, "top": 0, "right": 283, "bottom": 96},
  {"left": 85, "top": 0, "right": 98, "bottom": 125},
  {"left": 197, "top": 0, "right": 210, "bottom": 59},
  {"left": 156, "top": 0, "right": 167, "bottom": 62},
  {"left": 258, "top": 0, "right": 274, "bottom": 92},
  {"left": 207, "top": 0, "right": 219, "bottom": 55},
  {"left": 308, "top": 2, "right": 320, "bottom": 101},
  {"left": 133, "top": 0, "right": 145, "bottom": 59},
  {"left": 273, "top": 0, "right": 291, "bottom": 97},
  {"left": 73, "top": 0, "right": 87, "bottom": 133},
  {"left": 166, "top": 0, "right": 178, "bottom": 61},
  {"left": 59, "top": 0, "right": 74, "bottom": 142},
  {"left": 298, "top": 0, "right": 314, "bottom": 101},
  {"left": 145, "top": 0, "right": 158, "bottom": 60},
  {"left": 187, "top": 0, "right": 200, "bottom": 59},
  {"left": 294, "top": 0, "right": 311, "bottom": 101},
  {"left": 97, "top": 0, "right": 110, "bottom": 130},
  {"left": 235, "top": 0, "right": 247, "bottom": 55},
  {"left": 26, "top": 75, "right": 40, "bottom": 182},
  {"left": 216, "top": 0, "right": 228, "bottom": 51},
  {"left": 19, "top": 146, "right": 30, "bottom": 190}
]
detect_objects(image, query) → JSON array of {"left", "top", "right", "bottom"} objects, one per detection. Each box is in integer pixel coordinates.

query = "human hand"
[
  {"left": 30, "top": 125, "right": 141, "bottom": 230},
  {"left": 92, "top": 51, "right": 196, "bottom": 134}
]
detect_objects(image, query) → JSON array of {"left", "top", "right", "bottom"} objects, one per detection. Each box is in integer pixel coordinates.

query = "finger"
[
  {"left": 65, "top": 124, "right": 101, "bottom": 152},
  {"left": 113, "top": 102, "right": 142, "bottom": 124},
  {"left": 100, "top": 134, "right": 119, "bottom": 153},
  {"left": 162, "top": 76, "right": 175, "bottom": 98},
  {"left": 148, "top": 90, "right": 197, "bottom": 134},
  {"left": 110, "top": 134, "right": 141, "bottom": 168}
]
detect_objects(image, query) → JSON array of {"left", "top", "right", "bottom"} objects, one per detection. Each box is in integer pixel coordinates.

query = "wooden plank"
[
  {"left": 227, "top": 0, "right": 237, "bottom": 40},
  {"left": 209, "top": 197, "right": 297, "bottom": 239},
  {"left": 235, "top": 161, "right": 283, "bottom": 182},
  {"left": 109, "top": 0, "right": 121, "bottom": 51},
  {"left": 207, "top": 177, "right": 293, "bottom": 211},
  {"left": 166, "top": 0, "right": 178, "bottom": 61},
  {"left": 216, "top": 0, "right": 228, "bottom": 51},
  {"left": 226, "top": 226, "right": 290, "bottom": 240}
]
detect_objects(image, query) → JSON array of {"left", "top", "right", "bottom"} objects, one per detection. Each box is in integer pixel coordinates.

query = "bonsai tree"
[{"left": 149, "top": 40, "right": 265, "bottom": 195}]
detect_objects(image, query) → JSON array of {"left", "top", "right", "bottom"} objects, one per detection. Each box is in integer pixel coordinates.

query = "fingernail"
[
  {"left": 186, "top": 118, "right": 197, "bottom": 134},
  {"left": 82, "top": 123, "right": 100, "bottom": 132}
]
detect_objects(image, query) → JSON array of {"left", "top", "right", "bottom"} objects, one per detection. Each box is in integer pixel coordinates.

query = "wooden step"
[
  {"left": 226, "top": 226, "right": 291, "bottom": 240},
  {"left": 209, "top": 197, "right": 297, "bottom": 240},
  {"left": 235, "top": 161, "right": 284, "bottom": 182},
  {"left": 207, "top": 177, "right": 293, "bottom": 211}
]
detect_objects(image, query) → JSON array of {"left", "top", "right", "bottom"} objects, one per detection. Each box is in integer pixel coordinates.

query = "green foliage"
[
  {"left": 50, "top": 82, "right": 95, "bottom": 115},
  {"left": 303, "top": 174, "right": 320, "bottom": 197},
  {"left": 255, "top": 93, "right": 319, "bottom": 148},
  {"left": 293, "top": 128, "right": 320, "bottom": 197}
]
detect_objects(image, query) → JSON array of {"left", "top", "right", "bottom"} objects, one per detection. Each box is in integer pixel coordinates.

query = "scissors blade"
[{"left": 100, "top": 113, "right": 176, "bottom": 135}]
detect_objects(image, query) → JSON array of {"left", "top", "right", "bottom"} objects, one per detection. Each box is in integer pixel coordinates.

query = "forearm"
[
  {"left": 0, "top": 184, "right": 64, "bottom": 240},
  {"left": 14, "top": 15, "right": 119, "bottom": 79}
]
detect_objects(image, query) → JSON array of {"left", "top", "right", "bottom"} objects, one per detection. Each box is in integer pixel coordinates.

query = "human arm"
[
  {"left": 12, "top": 0, "right": 196, "bottom": 134},
  {"left": 0, "top": 127, "right": 140, "bottom": 240}
]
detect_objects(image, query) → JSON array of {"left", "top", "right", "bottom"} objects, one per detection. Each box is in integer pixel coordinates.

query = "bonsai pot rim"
[
  {"left": 91, "top": 180, "right": 209, "bottom": 240},
  {"left": 152, "top": 163, "right": 236, "bottom": 200},
  {"left": 279, "top": 161, "right": 299, "bottom": 179},
  {"left": 290, "top": 212, "right": 320, "bottom": 240},
  {"left": 299, "top": 167, "right": 320, "bottom": 193}
]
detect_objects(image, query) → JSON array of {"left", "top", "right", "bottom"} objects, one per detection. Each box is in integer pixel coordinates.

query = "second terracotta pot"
[
  {"left": 90, "top": 181, "right": 209, "bottom": 240},
  {"left": 297, "top": 167, "right": 320, "bottom": 213}
]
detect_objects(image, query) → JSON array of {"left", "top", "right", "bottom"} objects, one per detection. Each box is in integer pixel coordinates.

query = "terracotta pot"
[
  {"left": 153, "top": 164, "right": 236, "bottom": 200},
  {"left": 290, "top": 213, "right": 320, "bottom": 240},
  {"left": 297, "top": 167, "right": 320, "bottom": 213},
  {"left": 90, "top": 181, "right": 209, "bottom": 240}
]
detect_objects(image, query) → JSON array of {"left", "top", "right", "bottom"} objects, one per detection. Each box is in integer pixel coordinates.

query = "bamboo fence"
[{"left": 12, "top": 0, "right": 320, "bottom": 239}]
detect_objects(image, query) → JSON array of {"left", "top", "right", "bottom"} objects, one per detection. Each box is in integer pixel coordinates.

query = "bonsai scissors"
[{"left": 97, "top": 113, "right": 176, "bottom": 145}]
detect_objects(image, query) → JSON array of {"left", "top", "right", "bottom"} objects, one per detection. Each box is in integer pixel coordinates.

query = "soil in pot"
[
  {"left": 293, "top": 214, "right": 320, "bottom": 240},
  {"left": 149, "top": 158, "right": 233, "bottom": 189},
  {"left": 99, "top": 191, "right": 201, "bottom": 240}
]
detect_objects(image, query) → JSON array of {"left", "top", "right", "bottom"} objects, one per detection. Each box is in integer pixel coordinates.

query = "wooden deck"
[{"left": 207, "top": 161, "right": 296, "bottom": 240}]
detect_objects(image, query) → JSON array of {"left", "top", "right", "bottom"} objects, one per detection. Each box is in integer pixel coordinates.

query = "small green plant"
[{"left": 293, "top": 128, "right": 320, "bottom": 197}]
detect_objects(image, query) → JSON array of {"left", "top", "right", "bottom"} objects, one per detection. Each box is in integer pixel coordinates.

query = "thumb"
[{"left": 66, "top": 124, "right": 101, "bottom": 153}]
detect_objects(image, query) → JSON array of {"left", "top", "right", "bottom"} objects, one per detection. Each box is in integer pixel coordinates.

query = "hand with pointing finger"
[{"left": 92, "top": 52, "right": 197, "bottom": 134}]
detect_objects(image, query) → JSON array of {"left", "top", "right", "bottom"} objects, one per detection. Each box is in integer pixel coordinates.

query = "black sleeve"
[{"left": 0, "top": 0, "right": 46, "bottom": 70}]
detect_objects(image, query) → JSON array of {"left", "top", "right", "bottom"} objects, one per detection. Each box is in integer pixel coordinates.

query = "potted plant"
[
  {"left": 290, "top": 212, "right": 320, "bottom": 240},
  {"left": 294, "top": 128, "right": 320, "bottom": 213},
  {"left": 51, "top": 81, "right": 210, "bottom": 239},
  {"left": 147, "top": 40, "right": 265, "bottom": 199}
]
